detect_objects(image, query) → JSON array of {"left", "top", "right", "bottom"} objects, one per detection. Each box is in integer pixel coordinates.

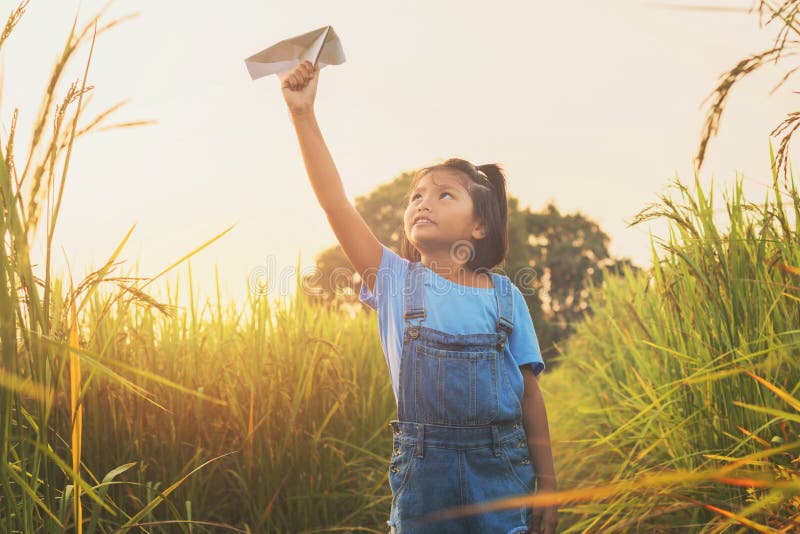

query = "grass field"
[{"left": 2, "top": 2, "right": 799, "bottom": 532}]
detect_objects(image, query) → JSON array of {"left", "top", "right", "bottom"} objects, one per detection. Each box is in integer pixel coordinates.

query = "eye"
[{"left": 410, "top": 191, "right": 454, "bottom": 202}]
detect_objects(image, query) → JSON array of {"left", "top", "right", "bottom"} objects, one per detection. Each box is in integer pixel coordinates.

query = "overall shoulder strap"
[
  {"left": 404, "top": 261, "right": 426, "bottom": 320},
  {"left": 491, "top": 272, "right": 514, "bottom": 336}
]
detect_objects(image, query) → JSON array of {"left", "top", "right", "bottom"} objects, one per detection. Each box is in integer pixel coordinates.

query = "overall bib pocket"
[{"left": 413, "top": 344, "right": 500, "bottom": 425}]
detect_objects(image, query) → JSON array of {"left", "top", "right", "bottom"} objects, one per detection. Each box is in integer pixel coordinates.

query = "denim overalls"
[{"left": 387, "top": 261, "right": 536, "bottom": 533}]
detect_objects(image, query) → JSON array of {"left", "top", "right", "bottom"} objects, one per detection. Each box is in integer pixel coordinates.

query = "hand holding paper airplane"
[
  {"left": 278, "top": 60, "right": 319, "bottom": 114},
  {"left": 244, "top": 25, "right": 346, "bottom": 80}
]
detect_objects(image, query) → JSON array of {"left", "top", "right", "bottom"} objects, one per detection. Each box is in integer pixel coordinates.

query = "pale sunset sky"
[{"left": 2, "top": 0, "right": 796, "bottom": 308}]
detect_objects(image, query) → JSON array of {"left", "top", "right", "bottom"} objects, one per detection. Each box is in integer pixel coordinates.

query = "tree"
[
  {"left": 515, "top": 202, "right": 640, "bottom": 359},
  {"left": 302, "top": 171, "right": 640, "bottom": 363}
]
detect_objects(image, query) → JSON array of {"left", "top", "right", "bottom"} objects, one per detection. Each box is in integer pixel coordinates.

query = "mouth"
[{"left": 413, "top": 216, "right": 436, "bottom": 225}]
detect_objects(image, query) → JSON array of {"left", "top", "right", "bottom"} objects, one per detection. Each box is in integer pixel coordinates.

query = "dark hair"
[{"left": 400, "top": 157, "right": 509, "bottom": 271}]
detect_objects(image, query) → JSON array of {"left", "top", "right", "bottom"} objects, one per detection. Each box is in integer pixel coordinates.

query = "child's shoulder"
[
  {"left": 492, "top": 274, "right": 533, "bottom": 318},
  {"left": 358, "top": 244, "right": 407, "bottom": 311},
  {"left": 377, "top": 244, "right": 409, "bottom": 273},
  {"left": 492, "top": 270, "right": 524, "bottom": 294}
]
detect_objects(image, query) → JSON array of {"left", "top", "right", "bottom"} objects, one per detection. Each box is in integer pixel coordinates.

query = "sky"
[{"left": 1, "top": 0, "right": 797, "bottom": 309}]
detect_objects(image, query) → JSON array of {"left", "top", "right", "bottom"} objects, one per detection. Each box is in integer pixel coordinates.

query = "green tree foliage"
[
  {"left": 518, "top": 202, "right": 640, "bottom": 359},
  {"left": 302, "top": 171, "right": 640, "bottom": 363}
]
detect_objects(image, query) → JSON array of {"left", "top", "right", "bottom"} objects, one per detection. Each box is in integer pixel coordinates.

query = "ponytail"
[{"left": 476, "top": 163, "right": 508, "bottom": 231}]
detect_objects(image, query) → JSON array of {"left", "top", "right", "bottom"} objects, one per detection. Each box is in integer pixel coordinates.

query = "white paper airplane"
[{"left": 244, "top": 25, "right": 346, "bottom": 80}]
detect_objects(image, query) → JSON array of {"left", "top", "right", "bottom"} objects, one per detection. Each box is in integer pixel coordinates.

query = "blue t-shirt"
[{"left": 359, "top": 244, "right": 545, "bottom": 404}]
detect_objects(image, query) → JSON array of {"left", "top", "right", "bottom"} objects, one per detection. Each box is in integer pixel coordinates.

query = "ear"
[{"left": 471, "top": 219, "right": 486, "bottom": 240}]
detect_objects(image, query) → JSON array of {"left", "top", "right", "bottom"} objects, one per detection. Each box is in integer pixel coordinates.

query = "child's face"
[{"left": 403, "top": 169, "right": 486, "bottom": 262}]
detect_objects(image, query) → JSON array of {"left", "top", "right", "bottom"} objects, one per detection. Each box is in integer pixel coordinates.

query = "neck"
[{"left": 419, "top": 252, "right": 489, "bottom": 288}]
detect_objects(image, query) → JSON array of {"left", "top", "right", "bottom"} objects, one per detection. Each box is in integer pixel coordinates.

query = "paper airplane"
[{"left": 244, "top": 25, "right": 346, "bottom": 80}]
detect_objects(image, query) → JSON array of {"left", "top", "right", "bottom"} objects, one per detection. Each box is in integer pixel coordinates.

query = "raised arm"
[{"left": 278, "top": 60, "right": 383, "bottom": 292}]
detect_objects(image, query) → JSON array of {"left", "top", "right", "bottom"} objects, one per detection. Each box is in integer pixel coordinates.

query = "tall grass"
[
  {"left": 0, "top": 2, "right": 247, "bottom": 531},
  {"left": 72, "top": 266, "right": 398, "bottom": 532},
  {"left": 0, "top": 3, "right": 397, "bottom": 531},
  {"left": 0, "top": 2, "right": 146, "bottom": 531},
  {"left": 0, "top": 5, "right": 396, "bottom": 528},
  {"left": 534, "top": 151, "right": 800, "bottom": 532}
]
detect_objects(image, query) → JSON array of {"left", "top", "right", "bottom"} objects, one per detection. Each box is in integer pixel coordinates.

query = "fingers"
[
  {"left": 529, "top": 513, "right": 542, "bottom": 534},
  {"left": 282, "top": 60, "right": 316, "bottom": 91},
  {"left": 530, "top": 508, "right": 558, "bottom": 534},
  {"left": 543, "top": 510, "right": 558, "bottom": 534}
]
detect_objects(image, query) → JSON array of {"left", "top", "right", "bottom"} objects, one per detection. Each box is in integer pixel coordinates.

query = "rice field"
[
  {"left": 543, "top": 164, "right": 800, "bottom": 532},
  {"left": 2, "top": 2, "right": 800, "bottom": 532}
]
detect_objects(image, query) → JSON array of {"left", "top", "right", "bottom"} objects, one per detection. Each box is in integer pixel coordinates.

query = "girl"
[{"left": 278, "top": 60, "right": 558, "bottom": 534}]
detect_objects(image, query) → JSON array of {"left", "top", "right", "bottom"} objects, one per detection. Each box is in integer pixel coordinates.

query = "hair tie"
[{"left": 474, "top": 167, "right": 492, "bottom": 188}]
